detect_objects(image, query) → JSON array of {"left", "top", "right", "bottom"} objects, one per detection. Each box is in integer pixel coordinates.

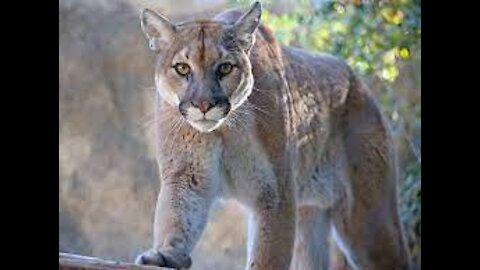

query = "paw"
[
  {"left": 135, "top": 248, "right": 192, "bottom": 269},
  {"left": 135, "top": 249, "right": 164, "bottom": 266}
]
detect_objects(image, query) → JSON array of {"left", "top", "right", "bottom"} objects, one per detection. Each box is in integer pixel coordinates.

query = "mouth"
[
  {"left": 187, "top": 118, "right": 224, "bottom": 133},
  {"left": 194, "top": 119, "right": 218, "bottom": 124},
  {"left": 180, "top": 104, "right": 230, "bottom": 133}
]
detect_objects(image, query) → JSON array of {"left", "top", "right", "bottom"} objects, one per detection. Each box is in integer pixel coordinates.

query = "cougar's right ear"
[{"left": 140, "top": 9, "right": 175, "bottom": 52}]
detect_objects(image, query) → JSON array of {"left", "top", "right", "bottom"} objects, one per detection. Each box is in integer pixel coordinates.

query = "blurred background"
[{"left": 59, "top": 0, "right": 421, "bottom": 269}]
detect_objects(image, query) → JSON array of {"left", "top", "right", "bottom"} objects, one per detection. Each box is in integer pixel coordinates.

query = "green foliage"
[{"left": 260, "top": 0, "right": 421, "bottom": 83}]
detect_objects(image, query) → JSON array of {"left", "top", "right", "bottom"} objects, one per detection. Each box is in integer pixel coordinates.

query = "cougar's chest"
[{"left": 217, "top": 129, "right": 277, "bottom": 204}]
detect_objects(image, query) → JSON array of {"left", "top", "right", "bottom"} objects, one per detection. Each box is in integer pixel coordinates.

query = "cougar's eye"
[
  {"left": 173, "top": 63, "right": 191, "bottom": 76},
  {"left": 218, "top": 63, "right": 233, "bottom": 76}
]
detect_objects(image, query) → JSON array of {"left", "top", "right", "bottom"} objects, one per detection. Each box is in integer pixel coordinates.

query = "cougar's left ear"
[{"left": 228, "top": 1, "right": 262, "bottom": 52}]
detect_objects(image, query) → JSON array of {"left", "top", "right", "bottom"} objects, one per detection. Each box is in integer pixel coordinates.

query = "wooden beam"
[{"left": 59, "top": 253, "right": 162, "bottom": 270}]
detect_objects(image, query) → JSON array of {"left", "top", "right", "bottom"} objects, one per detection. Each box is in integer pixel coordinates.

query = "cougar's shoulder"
[{"left": 281, "top": 46, "right": 355, "bottom": 111}]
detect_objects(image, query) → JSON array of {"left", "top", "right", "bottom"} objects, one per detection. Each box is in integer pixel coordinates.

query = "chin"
[{"left": 188, "top": 119, "right": 225, "bottom": 133}]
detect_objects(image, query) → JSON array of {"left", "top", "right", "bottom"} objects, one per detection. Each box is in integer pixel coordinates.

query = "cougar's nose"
[{"left": 191, "top": 99, "right": 214, "bottom": 114}]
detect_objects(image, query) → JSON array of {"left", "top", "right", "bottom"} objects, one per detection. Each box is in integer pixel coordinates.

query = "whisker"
[
  {"left": 248, "top": 104, "right": 274, "bottom": 117},
  {"left": 167, "top": 118, "right": 186, "bottom": 154},
  {"left": 226, "top": 111, "right": 243, "bottom": 130},
  {"left": 141, "top": 112, "right": 177, "bottom": 134},
  {"left": 137, "top": 83, "right": 157, "bottom": 93},
  {"left": 232, "top": 110, "right": 250, "bottom": 131},
  {"left": 159, "top": 117, "right": 182, "bottom": 151}
]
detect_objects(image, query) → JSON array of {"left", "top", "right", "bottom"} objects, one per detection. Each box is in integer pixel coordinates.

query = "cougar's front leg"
[
  {"left": 245, "top": 179, "right": 296, "bottom": 270},
  {"left": 136, "top": 139, "right": 221, "bottom": 269}
]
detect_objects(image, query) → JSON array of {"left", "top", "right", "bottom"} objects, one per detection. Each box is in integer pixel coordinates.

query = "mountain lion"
[{"left": 135, "top": 2, "right": 410, "bottom": 270}]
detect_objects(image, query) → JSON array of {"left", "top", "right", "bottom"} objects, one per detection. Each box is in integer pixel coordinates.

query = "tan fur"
[{"left": 135, "top": 2, "right": 410, "bottom": 270}]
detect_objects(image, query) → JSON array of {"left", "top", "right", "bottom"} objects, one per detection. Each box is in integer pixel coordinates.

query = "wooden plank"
[{"left": 59, "top": 253, "right": 162, "bottom": 270}]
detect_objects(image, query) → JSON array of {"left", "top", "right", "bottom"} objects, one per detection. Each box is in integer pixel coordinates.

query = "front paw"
[{"left": 135, "top": 248, "right": 192, "bottom": 269}]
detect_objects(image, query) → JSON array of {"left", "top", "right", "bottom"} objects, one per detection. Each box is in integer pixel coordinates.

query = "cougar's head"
[{"left": 140, "top": 2, "right": 262, "bottom": 133}]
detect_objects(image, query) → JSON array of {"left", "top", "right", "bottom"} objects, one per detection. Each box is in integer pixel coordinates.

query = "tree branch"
[{"left": 59, "top": 253, "right": 162, "bottom": 270}]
